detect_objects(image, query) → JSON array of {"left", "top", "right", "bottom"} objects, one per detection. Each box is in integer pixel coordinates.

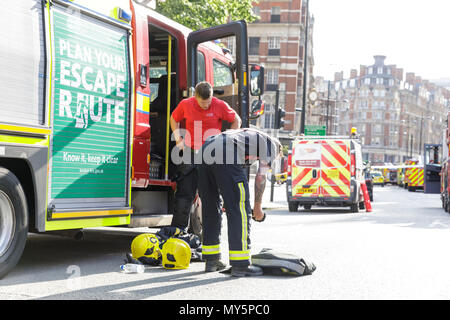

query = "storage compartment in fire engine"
[{"left": 148, "top": 26, "right": 179, "bottom": 180}]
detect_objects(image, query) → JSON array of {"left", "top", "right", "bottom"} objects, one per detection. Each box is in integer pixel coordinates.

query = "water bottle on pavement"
[{"left": 120, "top": 263, "right": 145, "bottom": 274}]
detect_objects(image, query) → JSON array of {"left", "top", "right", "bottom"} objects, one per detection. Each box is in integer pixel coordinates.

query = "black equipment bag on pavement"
[{"left": 251, "top": 248, "right": 316, "bottom": 276}]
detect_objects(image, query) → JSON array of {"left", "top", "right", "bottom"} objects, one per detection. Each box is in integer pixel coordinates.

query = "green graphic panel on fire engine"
[{"left": 50, "top": 8, "right": 130, "bottom": 202}]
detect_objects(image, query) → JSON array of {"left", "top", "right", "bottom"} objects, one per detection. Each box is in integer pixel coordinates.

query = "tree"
[{"left": 155, "top": 0, "right": 259, "bottom": 30}]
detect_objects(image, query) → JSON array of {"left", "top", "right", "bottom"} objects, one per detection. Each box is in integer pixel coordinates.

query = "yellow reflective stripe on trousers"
[
  {"left": 238, "top": 182, "right": 248, "bottom": 251},
  {"left": 229, "top": 250, "right": 250, "bottom": 261},
  {"left": 202, "top": 244, "right": 220, "bottom": 255}
]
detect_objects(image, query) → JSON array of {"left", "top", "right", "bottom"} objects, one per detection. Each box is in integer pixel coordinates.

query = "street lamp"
[{"left": 300, "top": 0, "right": 309, "bottom": 134}]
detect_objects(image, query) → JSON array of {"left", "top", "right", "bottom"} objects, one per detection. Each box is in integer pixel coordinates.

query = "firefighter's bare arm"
[
  {"left": 253, "top": 160, "right": 270, "bottom": 221},
  {"left": 170, "top": 115, "right": 185, "bottom": 150},
  {"left": 230, "top": 112, "right": 242, "bottom": 129}
]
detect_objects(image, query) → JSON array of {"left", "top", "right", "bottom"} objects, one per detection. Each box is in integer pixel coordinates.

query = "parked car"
[{"left": 371, "top": 171, "right": 384, "bottom": 186}]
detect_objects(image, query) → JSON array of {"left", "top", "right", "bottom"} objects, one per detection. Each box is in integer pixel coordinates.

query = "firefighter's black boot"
[
  {"left": 231, "top": 265, "right": 263, "bottom": 277},
  {"left": 205, "top": 259, "right": 227, "bottom": 272}
]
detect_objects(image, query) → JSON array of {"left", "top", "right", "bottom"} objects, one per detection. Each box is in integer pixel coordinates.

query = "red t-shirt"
[{"left": 171, "top": 96, "right": 236, "bottom": 150}]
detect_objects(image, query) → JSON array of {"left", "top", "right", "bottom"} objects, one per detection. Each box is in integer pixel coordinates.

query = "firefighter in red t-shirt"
[{"left": 169, "top": 82, "right": 241, "bottom": 230}]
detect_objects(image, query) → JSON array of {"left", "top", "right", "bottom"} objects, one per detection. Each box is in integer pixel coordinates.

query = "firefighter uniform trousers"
[
  {"left": 198, "top": 163, "right": 252, "bottom": 267},
  {"left": 171, "top": 148, "right": 200, "bottom": 230}
]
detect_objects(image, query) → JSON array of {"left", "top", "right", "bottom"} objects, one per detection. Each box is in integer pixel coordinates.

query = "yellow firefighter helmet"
[
  {"left": 161, "top": 238, "right": 191, "bottom": 270},
  {"left": 131, "top": 233, "right": 161, "bottom": 260}
]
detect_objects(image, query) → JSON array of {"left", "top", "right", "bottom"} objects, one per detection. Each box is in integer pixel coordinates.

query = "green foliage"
[{"left": 155, "top": 0, "right": 259, "bottom": 30}]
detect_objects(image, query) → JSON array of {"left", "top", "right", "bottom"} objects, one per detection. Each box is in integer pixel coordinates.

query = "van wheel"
[
  {"left": 288, "top": 202, "right": 299, "bottom": 212},
  {"left": 0, "top": 168, "right": 28, "bottom": 279},
  {"left": 350, "top": 203, "right": 359, "bottom": 213}
]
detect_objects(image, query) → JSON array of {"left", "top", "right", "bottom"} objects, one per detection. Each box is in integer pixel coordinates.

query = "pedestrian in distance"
[
  {"left": 169, "top": 81, "right": 241, "bottom": 231},
  {"left": 197, "top": 127, "right": 282, "bottom": 277}
]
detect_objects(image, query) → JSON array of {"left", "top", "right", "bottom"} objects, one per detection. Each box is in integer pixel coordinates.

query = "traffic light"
[{"left": 274, "top": 106, "right": 286, "bottom": 129}]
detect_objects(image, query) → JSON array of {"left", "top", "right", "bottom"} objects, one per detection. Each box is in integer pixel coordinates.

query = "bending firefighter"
[
  {"left": 169, "top": 81, "right": 241, "bottom": 230},
  {"left": 197, "top": 128, "right": 282, "bottom": 277}
]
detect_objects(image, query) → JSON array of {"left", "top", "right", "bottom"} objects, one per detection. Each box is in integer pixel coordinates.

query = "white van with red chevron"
[{"left": 286, "top": 135, "right": 365, "bottom": 213}]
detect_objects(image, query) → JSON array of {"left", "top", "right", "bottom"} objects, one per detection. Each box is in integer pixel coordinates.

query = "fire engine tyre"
[
  {"left": 0, "top": 168, "right": 28, "bottom": 279},
  {"left": 188, "top": 196, "right": 202, "bottom": 241},
  {"left": 350, "top": 203, "right": 359, "bottom": 213},
  {"left": 288, "top": 202, "right": 299, "bottom": 212}
]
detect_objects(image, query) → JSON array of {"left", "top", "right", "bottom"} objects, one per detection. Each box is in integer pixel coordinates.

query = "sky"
[
  {"left": 309, "top": 0, "right": 450, "bottom": 81},
  {"left": 75, "top": 0, "right": 449, "bottom": 82}
]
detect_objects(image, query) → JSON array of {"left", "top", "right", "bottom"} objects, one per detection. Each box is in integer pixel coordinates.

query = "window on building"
[
  {"left": 374, "top": 111, "right": 382, "bottom": 119},
  {"left": 360, "top": 111, "right": 366, "bottom": 120},
  {"left": 271, "top": 7, "right": 281, "bottom": 22},
  {"left": 266, "top": 69, "right": 279, "bottom": 91},
  {"left": 349, "top": 79, "right": 356, "bottom": 87},
  {"left": 378, "top": 67, "right": 383, "bottom": 74},
  {"left": 253, "top": 6, "right": 260, "bottom": 22},
  {"left": 376, "top": 78, "right": 383, "bottom": 85},
  {"left": 368, "top": 67, "right": 373, "bottom": 74},
  {"left": 364, "top": 78, "right": 370, "bottom": 85},
  {"left": 249, "top": 37, "right": 260, "bottom": 55},
  {"left": 264, "top": 104, "right": 274, "bottom": 128},
  {"left": 268, "top": 36, "right": 281, "bottom": 56},
  {"left": 225, "top": 37, "right": 235, "bottom": 55}
]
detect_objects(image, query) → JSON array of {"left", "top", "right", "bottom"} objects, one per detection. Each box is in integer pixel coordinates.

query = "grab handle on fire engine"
[
  {"left": 164, "top": 35, "right": 172, "bottom": 180},
  {"left": 312, "top": 169, "right": 317, "bottom": 179}
]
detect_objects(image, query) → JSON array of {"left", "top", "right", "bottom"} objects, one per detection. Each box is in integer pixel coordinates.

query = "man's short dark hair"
[{"left": 195, "top": 81, "right": 213, "bottom": 100}]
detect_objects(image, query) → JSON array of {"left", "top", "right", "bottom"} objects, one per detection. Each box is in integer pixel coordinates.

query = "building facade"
[
  {"left": 317, "top": 55, "right": 450, "bottom": 164},
  {"left": 247, "top": 0, "right": 314, "bottom": 135}
]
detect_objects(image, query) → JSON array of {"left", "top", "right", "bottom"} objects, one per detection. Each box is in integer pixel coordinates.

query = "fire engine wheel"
[
  {"left": 188, "top": 196, "right": 202, "bottom": 241},
  {"left": 288, "top": 202, "right": 299, "bottom": 212},
  {"left": 0, "top": 168, "right": 28, "bottom": 279}
]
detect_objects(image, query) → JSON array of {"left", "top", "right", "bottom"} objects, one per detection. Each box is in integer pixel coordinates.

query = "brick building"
[
  {"left": 317, "top": 55, "right": 450, "bottom": 164},
  {"left": 247, "top": 0, "right": 314, "bottom": 134}
]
